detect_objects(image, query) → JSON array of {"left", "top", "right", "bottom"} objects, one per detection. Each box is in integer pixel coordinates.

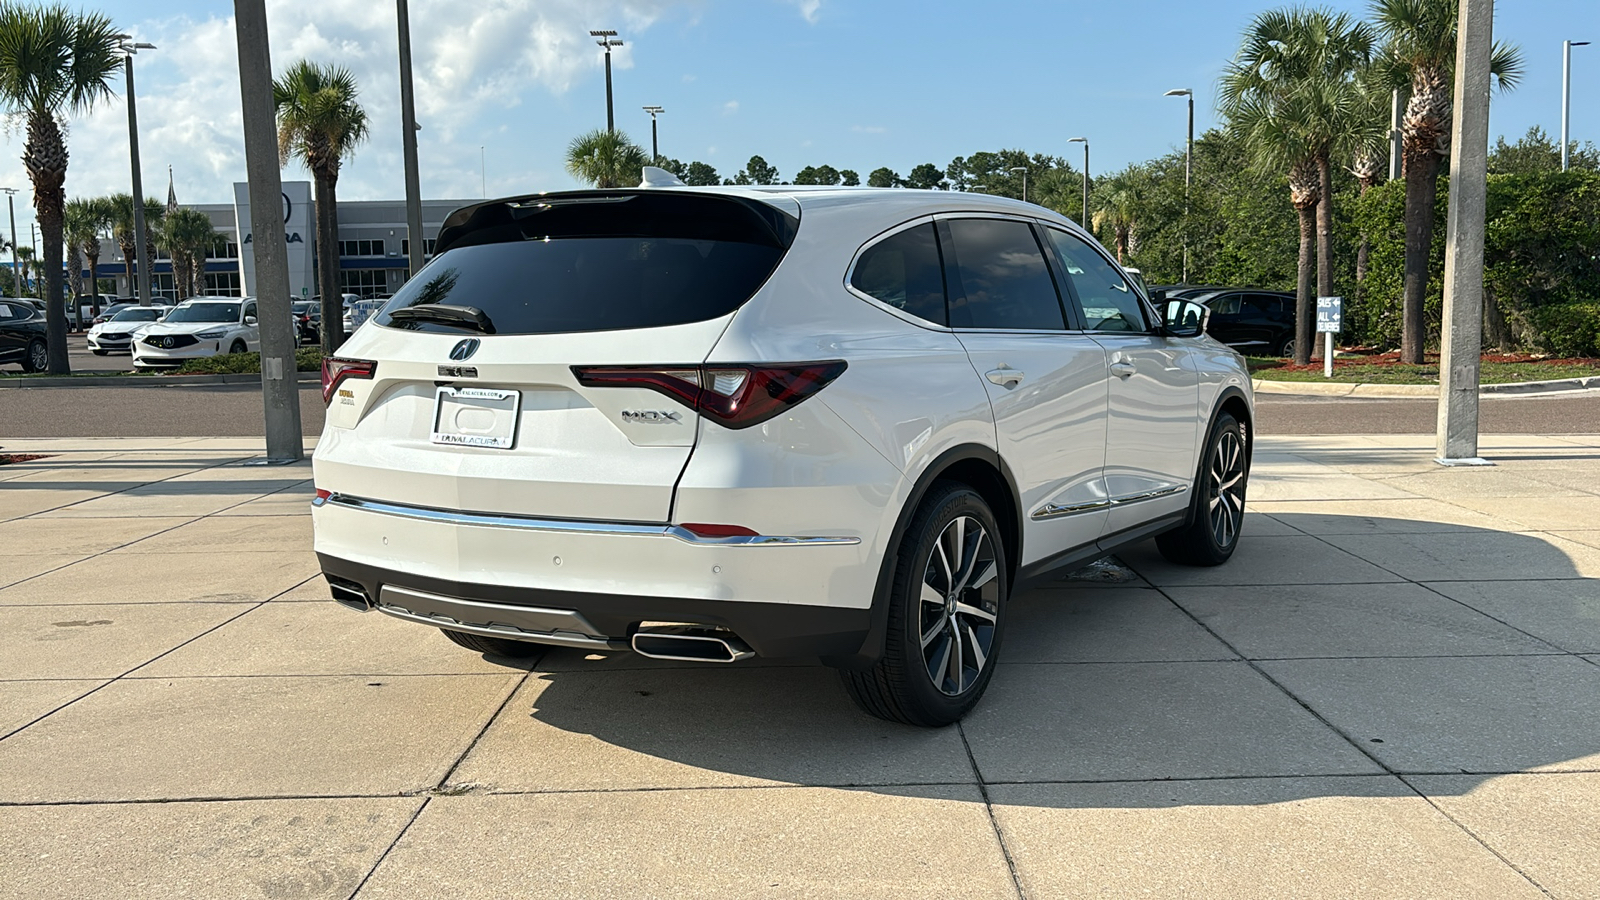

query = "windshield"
[
  {"left": 164, "top": 303, "right": 239, "bottom": 324},
  {"left": 110, "top": 308, "right": 162, "bottom": 322}
]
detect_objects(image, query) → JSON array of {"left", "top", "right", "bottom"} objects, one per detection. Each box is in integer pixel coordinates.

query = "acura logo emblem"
[{"left": 449, "top": 339, "right": 480, "bottom": 361}]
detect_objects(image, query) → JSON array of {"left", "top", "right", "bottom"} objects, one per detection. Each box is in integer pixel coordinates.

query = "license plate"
[{"left": 430, "top": 386, "right": 520, "bottom": 449}]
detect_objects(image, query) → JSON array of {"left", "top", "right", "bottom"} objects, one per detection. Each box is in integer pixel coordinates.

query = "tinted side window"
[
  {"left": 1211, "top": 294, "right": 1242, "bottom": 315},
  {"left": 243, "top": 302, "right": 257, "bottom": 321},
  {"left": 850, "top": 223, "right": 947, "bottom": 325},
  {"left": 1044, "top": 229, "right": 1149, "bottom": 332},
  {"left": 940, "top": 218, "right": 1065, "bottom": 330},
  {"left": 1247, "top": 294, "right": 1285, "bottom": 316}
]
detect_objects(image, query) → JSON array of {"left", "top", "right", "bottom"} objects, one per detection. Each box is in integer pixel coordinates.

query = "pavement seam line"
[
  {"left": 0, "top": 451, "right": 258, "bottom": 523},
  {"left": 955, "top": 720, "right": 1028, "bottom": 900},
  {"left": 1393, "top": 774, "right": 1558, "bottom": 898},
  {"left": 433, "top": 660, "right": 541, "bottom": 792},
  {"left": 345, "top": 795, "right": 431, "bottom": 900}
]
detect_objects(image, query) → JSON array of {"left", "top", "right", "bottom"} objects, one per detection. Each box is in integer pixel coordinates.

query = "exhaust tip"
[
  {"left": 327, "top": 578, "right": 373, "bottom": 612},
  {"left": 631, "top": 624, "right": 754, "bottom": 663}
]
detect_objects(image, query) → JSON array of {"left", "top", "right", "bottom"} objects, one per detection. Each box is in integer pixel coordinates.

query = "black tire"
[
  {"left": 22, "top": 339, "right": 47, "bottom": 373},
  {"left": 229, "top": 339, "right": 248, "bottom": 354},
  {"left": 1156, "top": 411, "right": 1249, "bottom": 566},
  {"left": 439, "top": 628, "right": 543, "bottom": 658},
  {"left": 839, "top": 482, "right": 1008, "bottom": 727},
  {"left": 92, "top": 348, "right": 108, "bottom": 356}
]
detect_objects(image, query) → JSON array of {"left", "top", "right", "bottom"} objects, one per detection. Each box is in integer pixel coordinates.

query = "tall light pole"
[
  {"left": 1, "top": 188, "right": 16, "bottom": 294},
  {"left": 642, "top": 105, "right": 664, "bottom": 161},
  {"left": 1008, "top": 166, "right": 1028, "bottom": 203},
  {"left": 1068, "top": 138, "right": 1089, "bottom": 228},
  {"left": 590, "top": 30, "right": 623, "bottom": 132},
  {"left": 1563, "top": 40, "right": 1591, "bottom": 172},
  {"left": 1389, "top": 88, "right": 1404, "bottom": 180},
  {"left": 1165, "top": 88, "right": 1194, "bottom": 283},
  {"left": 116, "top": 36, "right": 157, "bottom": 306},
  {"left": 396, "top": 0, "right": 426, "bottom": 281}
]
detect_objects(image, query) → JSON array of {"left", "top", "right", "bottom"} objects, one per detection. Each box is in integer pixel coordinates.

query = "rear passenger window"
[
  {"left": 940, "top": 218, "right": 1065, "bottom": 330},
  {"left": 1044, "top": 229, "right": 1149, "bottom": 332},
  {"left": 1212, "top": 294, "right": 1241, "bottom": 315},
  {"left": 850, "top": 223, "right": 947, "bottom": 325}
]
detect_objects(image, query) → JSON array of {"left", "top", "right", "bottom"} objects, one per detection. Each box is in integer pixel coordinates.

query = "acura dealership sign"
[{"left": 234, "top": 180, "right": 313, "bottom": 298}]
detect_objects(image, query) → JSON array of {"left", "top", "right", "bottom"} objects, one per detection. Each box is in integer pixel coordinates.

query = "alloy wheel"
[
  {"left": 29, "top": 342, "right": 46, "bottom": 371},
  {"left": 918, "top": 515, "right": 1000, "bottom": 696},
  {"left": 1208, "top": 429, "right": 1246, "bottom": 548}
]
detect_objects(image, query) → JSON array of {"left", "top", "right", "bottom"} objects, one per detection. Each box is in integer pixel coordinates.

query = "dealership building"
[{"left": 97, "top": 181, "right": 478, "bottom": 301}]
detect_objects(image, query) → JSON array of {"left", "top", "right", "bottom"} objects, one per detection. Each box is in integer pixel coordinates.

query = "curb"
[
  {"left": 0, "top": 372, "right": 321, "bottom": 389},
  {"left": 1252, "top": 375, "right": 1600, "bottom": 398}
]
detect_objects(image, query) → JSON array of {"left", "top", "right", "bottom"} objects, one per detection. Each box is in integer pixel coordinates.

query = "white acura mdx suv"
[
  {"left": 133, "top": 297, "right": 260, "bottom": 369},
  {"left": 312, "top": 173, "right": 1253, "bottom": 725}
]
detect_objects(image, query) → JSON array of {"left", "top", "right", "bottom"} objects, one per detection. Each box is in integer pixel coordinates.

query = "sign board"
[
  {"left": 1316, "top": 295, "right": 1343, "bottom": 333},
  {"left": 234, "top": 180, "right": 314, "bottom": 301}
]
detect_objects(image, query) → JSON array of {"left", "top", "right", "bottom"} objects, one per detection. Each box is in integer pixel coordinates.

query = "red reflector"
[
  {"left": 572, "top": 361, "right": 847, "bottom": 429},
  {"left": 680, "top": 523, "right": 760, "bottom": 538},
  {"left": 314, "top": 488, "right": 331, "bottom": 501},
  {"left": 321, "top": 357, "right": 376, "bottom": 405}
]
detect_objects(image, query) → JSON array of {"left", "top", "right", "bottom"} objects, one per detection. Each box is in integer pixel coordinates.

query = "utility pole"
[
  {"left": 590, "top": 31, "right": 623, "bottom": 132},
  {"left": 1563, "top": 40, "right": 1591, "bottom": 172},
  {"left": 397, "top": 0, "right": 426, "bottom": 281},
  {"left": 1008, "top": 166, "right": 1028, "bottom": 203},
  {"left": 1068, "top": 139, "right": 1089, "bottom": 227},
  {"left": 1390, "top": 88, "right": 1404, "bottom": 180},
  {"left": 234, "top": 0, "right": 304, "bottom": 463},
  {"left": 2, "top": 188, "right": 16, "bottom": 295},
  {"left": 643, "top": 106, "right": 664, "bottom": 161},
  {"left": 1165, "top": 89, "right": 1194, "bottom": 283},
  {"left": 117, "top": 36, "right": 157, "bottom": 306},
  {"left": 1436, "top": 0, "right": 1495, "bottom": 466}
]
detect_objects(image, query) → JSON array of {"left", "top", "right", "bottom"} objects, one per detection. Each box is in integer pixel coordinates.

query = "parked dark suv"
[{"left": 1195, "top": 289, "right": 1297, "bottom": 358}]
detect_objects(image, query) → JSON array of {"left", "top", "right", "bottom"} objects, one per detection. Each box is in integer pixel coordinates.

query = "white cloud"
[
  {"left": 790, "top": 0, "right": 822, "bottom": 24},
  {"left": 682, "top": 73, "right": 696, "bottom": 82},
  {"left": 722, "top": 100, "right": 739, "bottom": 115},
  {"left": 851, "top": 125, "right": 887, "bottom": 134}
]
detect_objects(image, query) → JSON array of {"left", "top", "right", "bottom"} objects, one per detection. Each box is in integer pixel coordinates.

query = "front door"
[
  {"left": 1042, "top": 227, "right": 1199, "bottom": 538},
  {"left": 938, "top": 216, "right": 1110, "bottom": 565}
]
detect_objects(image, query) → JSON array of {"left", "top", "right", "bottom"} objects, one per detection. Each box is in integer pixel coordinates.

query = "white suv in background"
[
  {"left": 312, "top": 175, "right": 1253, "bottom": 725},
  {"left": 132, "top": 297, "right": 259, "bottom": 369},
  {"left": 86, "top": 304, "right": 170, "bottom": 354}
]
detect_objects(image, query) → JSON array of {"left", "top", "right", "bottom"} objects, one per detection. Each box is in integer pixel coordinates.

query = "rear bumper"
[{"left": 317, "top": 553, "right": 871, "bottom": 659}]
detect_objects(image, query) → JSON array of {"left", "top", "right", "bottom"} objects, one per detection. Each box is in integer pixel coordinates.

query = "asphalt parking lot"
[{"left": 1, "top": 433, "right": 1598, "bottom": 898}]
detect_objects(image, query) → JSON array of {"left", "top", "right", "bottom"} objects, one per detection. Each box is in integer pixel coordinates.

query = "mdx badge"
[
  {"left": 449, "top": 338, "right": 480, "bottom": 361},
  {"left": 621, "top": 410, "right": 682, "bottom": 424}
]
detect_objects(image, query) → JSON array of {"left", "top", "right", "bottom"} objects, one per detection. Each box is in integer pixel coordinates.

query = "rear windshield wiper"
[{"left": 386, "top": 304, "right": 497, "bottom": 334}]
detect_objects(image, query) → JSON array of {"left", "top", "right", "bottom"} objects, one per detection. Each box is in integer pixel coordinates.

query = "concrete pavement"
[{"left": 2, "top": 434, "right": 1599, "bottom": 898}]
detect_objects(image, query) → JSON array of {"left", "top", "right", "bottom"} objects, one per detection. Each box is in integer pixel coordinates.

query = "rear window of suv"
[{"left": 375, "top": 192, "right": 798, "bottom": 336}]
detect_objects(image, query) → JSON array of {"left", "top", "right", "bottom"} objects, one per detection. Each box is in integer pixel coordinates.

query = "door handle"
[
  {"left": 985, "top": 367, "right": 1024, "bottom": 388},
  {"left": 1110, "top": 360, "right": 1137, "bottom": 379}
]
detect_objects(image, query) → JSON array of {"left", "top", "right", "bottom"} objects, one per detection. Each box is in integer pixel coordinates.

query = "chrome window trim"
[
  {"left": 1031, "top": 483, "right": 1189, "bottom": 520},
  {"left": 315, "top": 494, "right": 862, "bottom": 546}
]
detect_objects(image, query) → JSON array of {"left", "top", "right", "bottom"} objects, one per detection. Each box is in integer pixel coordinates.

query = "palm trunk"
[
  {"left": 1314, "top": 153, "right": 1335, "bottom": 360},
  {"left": 1400, "top": 146, "right": 1440, "bottom": 364},
  {"left": 120, "top": 238, "right": 135, "bottom": 296},
  {"left": 1295, "top": 202, "right": 1316, "bottom": 366},
  {"left": 86, "top": 247, "right": 101, "bottom": 313},
  {"left": 1115, "top": 227, "right": 1129, "bottom": 264},
  {"left": 314, "top": 171, "right": 345, "bottom": 353},
  {"left": 26, "top": 113, "right": 69, "bottom": 374}
]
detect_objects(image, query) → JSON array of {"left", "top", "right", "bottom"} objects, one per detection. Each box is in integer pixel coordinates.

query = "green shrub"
[
  {"left": 1528, "top": 302, "right": 1600, "bottom": 358},
  {"left": 169, "top": 348, "right": 323, "bottom": 376}
]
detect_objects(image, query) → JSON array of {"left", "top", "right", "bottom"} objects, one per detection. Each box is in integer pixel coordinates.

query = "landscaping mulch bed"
[
  {"left": 1248, "top": 351, "right": 1600, "bottom": 384},
  {"left": 0, "top": 454, "right": 52, "bottom": 465}
]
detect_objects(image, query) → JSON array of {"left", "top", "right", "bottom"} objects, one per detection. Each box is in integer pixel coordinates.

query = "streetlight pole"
[
  {"left": 1563, "top": 40, "right": 1590, "bottom": 172},
  {"left": 590, "top": 31, "right": 623, "bottom": 132},
  {"left": 1068, "top": 138, "right": 1089, "bottom": 228},
  {"left": 643, "top": 106, "right": 664, "bottom": 161},
  {"left": 396, "top": 0, "right": 426, "bottom": 281},
  {"left": 1389, "top": 88, "right": 1404, "bottom": 180},
  {"left": 1165, "top": 88, "right": 1194, "bottom": 283},
  {"left": 1, "top": 188, "right": 15, "bottom": 295},
  {"left": 117, "top": 36, "right": 157, "bottom": 306},
  {"left": 1008, "top": 166, "right": 1028, "bottom": 203}
]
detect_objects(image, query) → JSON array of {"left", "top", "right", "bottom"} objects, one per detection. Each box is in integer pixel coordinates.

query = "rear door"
[
  {"left": 1043, "top": 227, "right": 1199, "bottom": 537},
  {"left": 1202, "top": 292, "right": 1249, "bottom": 348},
  {"left": 939, "top": 216, "right": 1110, "bottom": 564},
  {"left": 314, "top": 191, "right": 800, "bottom": 524},
  {"left": 0, "top": 303, "right": 22, "bottom": 362}
]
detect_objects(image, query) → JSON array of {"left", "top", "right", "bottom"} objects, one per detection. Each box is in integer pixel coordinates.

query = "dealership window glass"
[
  {"left": 850, "top": 223, "right": 947, "bottom": 325},
  {"left": 940, "top": 218, "right": 1065, "bottom": 330},
  {"left": 1044, "top": 229, "right": 1148, "bottom": 332}
]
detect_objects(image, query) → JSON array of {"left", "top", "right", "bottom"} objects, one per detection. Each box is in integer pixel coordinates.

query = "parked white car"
[
  {"left": 312, "top": 175, "right": 1253, "bottom": 725},
  {"left": 86, "top": 305, "right": 170, "bottom": 354},
  {"left": 132, "top": 297, "right": 259, "bottom": 369}
]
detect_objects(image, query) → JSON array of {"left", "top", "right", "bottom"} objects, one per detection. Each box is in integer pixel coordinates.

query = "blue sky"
[{"left": 11, "top": 0, "right": 1597, "bottom": 231}]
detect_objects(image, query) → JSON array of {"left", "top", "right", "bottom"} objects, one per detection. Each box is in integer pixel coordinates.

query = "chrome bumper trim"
[
  {"left": 1031, "top": 483, "right": 1189, "bottom": 520},
  {"left": 314, "top": 493, "right": 861, "bottom": 546}
]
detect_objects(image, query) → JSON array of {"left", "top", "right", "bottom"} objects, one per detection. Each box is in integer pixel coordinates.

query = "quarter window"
[
  {"left": 1045, "top": 229, "right": 1148, "bottom": 333},
  {"left": 941, "top": 218, "right": 1065, "bottom": 330},
  {"left": 850, "top": 223, "right": 947, "bottom": 325}
]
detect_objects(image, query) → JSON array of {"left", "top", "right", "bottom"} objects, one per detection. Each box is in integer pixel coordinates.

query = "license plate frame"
[{"left": 430, "top": 386, "right": 521, "bottom": 449}]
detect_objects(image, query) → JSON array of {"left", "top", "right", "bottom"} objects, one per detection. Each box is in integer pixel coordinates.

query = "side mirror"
[
  {"left": 1161, "top": 300, "right": 1209, "bottom": 338},
  {"left": 245, "top": 315, "right": 258, "bottom": 325}
]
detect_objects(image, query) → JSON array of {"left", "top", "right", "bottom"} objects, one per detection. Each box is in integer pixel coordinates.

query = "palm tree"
[
  {"left": 108, "top": 193, "right": 164, "bottom": 299},
  {"left": 0, "top": 4, "right": 122, "bottom": 373},
  {"left": 15, "top": 244, "right": 33, "bottom": 296},
  {"left": 158, "top": 208, "right": 216, "bottom": 300},
  {"left": 64, "top": 196, "right": 110, "bottom": 311},
  {"left": 1222, "top": 7, "right": 1375, "bottom": 363},
  {"left": 1370, "top": 0, "right": 1521, "bottom": 363},
  {"left": 1346, "top": 71, "right": 1394, "bottom": 293},
  {"left": 273, "top": 60, "right": 369, "bottom": 353},
  {"left": 565, "top": 129, "right": 647, "bottom": 189},
  {"left": 1092, "top": 170, "right": 1147, "bottom": 265}
]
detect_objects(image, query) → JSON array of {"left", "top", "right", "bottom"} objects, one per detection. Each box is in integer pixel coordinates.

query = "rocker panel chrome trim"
[{"left": 1030, "top": 483, "right": 1189, "bottom": 520}]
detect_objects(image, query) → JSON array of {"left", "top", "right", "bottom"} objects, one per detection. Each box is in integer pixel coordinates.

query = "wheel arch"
[{"left": 824, "top": 443, "right": 1021, "bottom": 670}]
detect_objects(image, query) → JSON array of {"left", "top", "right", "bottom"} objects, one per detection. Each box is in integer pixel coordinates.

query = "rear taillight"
[
  {"left": 321, "top": 356, "right": 376, "bottom": 405},
  {"left": 572, "top": 362, "right": 847, "bottom": 429}
]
